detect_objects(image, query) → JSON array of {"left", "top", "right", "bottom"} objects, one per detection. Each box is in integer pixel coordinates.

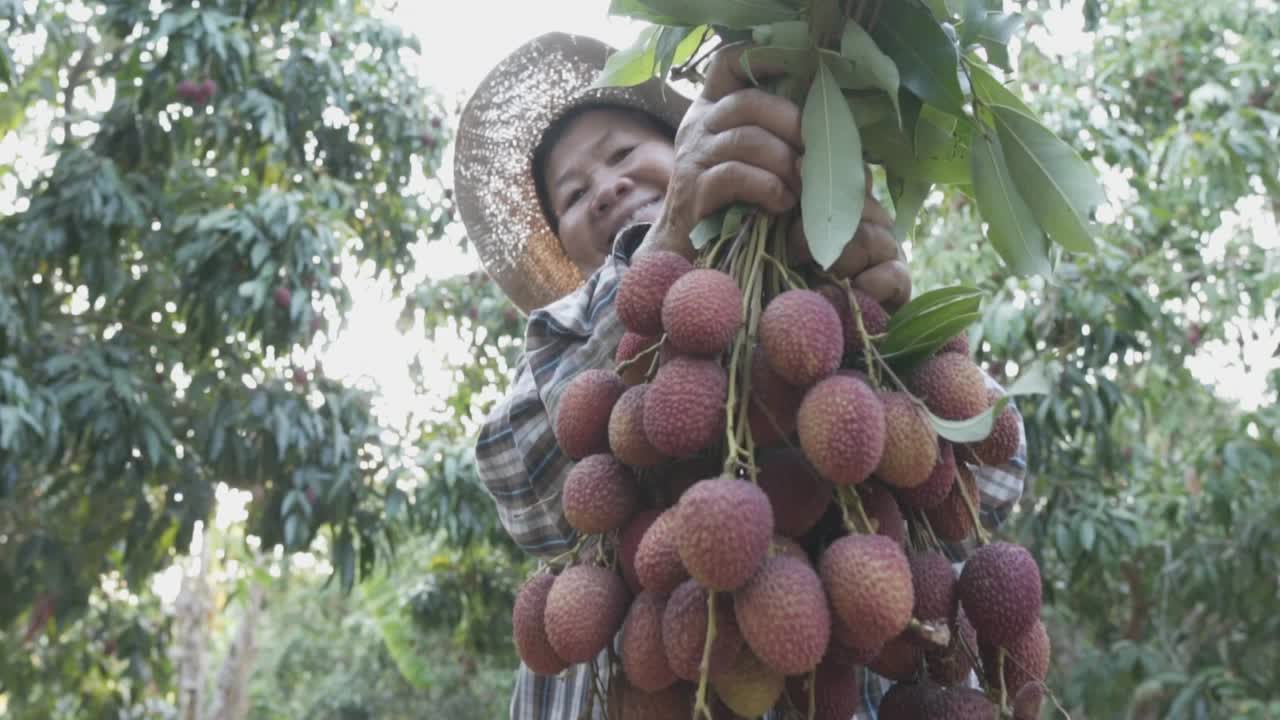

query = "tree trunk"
[{"left": 206, "top": 582, "right": 265, "bottom": 720}]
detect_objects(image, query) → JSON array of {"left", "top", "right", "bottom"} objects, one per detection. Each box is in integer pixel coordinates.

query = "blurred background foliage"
[{"left": 1, "top": 0, "right": 1277, "bottom": 718}]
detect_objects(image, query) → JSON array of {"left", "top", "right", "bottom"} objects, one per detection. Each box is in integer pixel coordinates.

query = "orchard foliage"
[{"left": 0, "top": 0, "right": 455, "bottom": 694}]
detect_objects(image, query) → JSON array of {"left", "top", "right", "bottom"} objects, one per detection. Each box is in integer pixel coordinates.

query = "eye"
[
  {"left": 609, "top": 145, "right": 635, "bottom": 164},
  {"left": 564, "top": 187, "right": 586, "bottom": 209}
]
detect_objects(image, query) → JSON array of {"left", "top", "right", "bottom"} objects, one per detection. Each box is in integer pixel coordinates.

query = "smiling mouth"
[{"left": 619, "top": 198, "right": 662, "bottom": 231}]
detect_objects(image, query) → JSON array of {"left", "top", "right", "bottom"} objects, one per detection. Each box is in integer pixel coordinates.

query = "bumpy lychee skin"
[
  {"left": 733, "top": 555, "right": 831, "bottom": 675},
  {"left": 908, "top": 353, "right": 988, "bottom": 421},
  {"left": 662, "top": 268, "right": 743, "bottom": 355},
  {"left": 928, "top": 609, "right": 977, "bottom": 687},
  {"left": 621, "top": 591, "right": 677, "bottom": 692},
  {"left": 940, "top": 332, "right": 970, "bottom": 357},
  {"left": 816, "top": 283, "right": 890, "bottom": 355},
  {"left": 675, "top": 477, "right": 773, "bottom": 591},
  {"left": 785, "top": 655, "right": 862, "bottom": 720},
  {"left": 634, "top": 508, "right": 689, "bottom": 594},
  {"left": 759, "top": 289, "right": 844, "bottom": 386},
  {"left": 876, "top": 392, "right": 939, "bottom": 489},
  {"left": 859, "top": 481, "right": 906, "bottom": 545},
  {"left": 746, "top": 345, "right": 805, "bottom": 447},
  {"left": 662, "top": 579, "right": 743, "bottom": 681},
  {"left": 958, "top": 542, "right": 1043, "bottom": 647},
  {"left": 909, "top": 550, "right": 958, "bottom": 626},
  {"left": 925, "top": 464, "right": 978, "bottom": 542},
  {"left": 1012, "top": 683, "right": 1045, "bottom": 720},
  {"left": 562, "top": 454, "right": 639, "bottom": 534},
  {"left": 971, "top": 390, "right": 1020, "bottom": 467},
  {"left": 797, "top": 375, "right": 886, "bottom": 486},
  {"left": 896, "top": 440, "right": 957, "bottom": 510},
  {"left": 711, "top": 648, "right": 785, "bottom": 718},
  {"left": 642, "top": 355, "right": 727, "bottom": 458},
  {"left": 980, "top": 618, "right": 1050, "bottom": 698},
  {"left": 923, "top": 686, "right": 998, "bottom": 719},
  {"left": 555, "top": 369, "right": 626, "bottom": 459},
  {"left": 619, "top": 509, "right": 661, "bottom": 593},
  {"left": 868, "top": 633, "right": 923, "bottom": 682},
  {"left": 616, "top": 331, "right": 659, "bottom": 385},
  {"left": 609, "top": 385, "right": 666, "bottom": 468},
  {"left": 757, "top": 448, "right": 831, "bottom": 538},
  {"left": 543, "top": 565, "right": 630, "bottom": 663},
  {"left": 511, "top": 573, "right": 567, "bottom": 675},
  {"left": 617, "top": 250, "right": 692, "bottom": 336},
  {"left": 820, "top": 534, "right": 913, "bottom": 651}
]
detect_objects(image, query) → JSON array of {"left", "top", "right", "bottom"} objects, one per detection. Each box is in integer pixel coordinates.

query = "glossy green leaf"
[
  {"left": 800, "top": 58, "right": 865, "bottom": 270},
  {"left": 880, "top": 285, "right": 982, "bottom": 360},
  {"left": 846, "top": 92, "right": 896, "bottom": 128},
  {"left": 870, "top": 0, "right": 966, "bottom": 115},
  {"left": 654, "top": 25, "right": 706, "bottom": 84},
  {"left": 752, "top": 20, "right": 809, "bottom": 49},
  {"left": 992, "top": 103, "right": 1105, "bottom": 253},
  {"left": 928, "top": 400, "right": 1004, "bottom": 442},
  {"left": 593, "top": 26, "right": 660, "bottom": 88},
  {"left": 970, "top": 12, "right": 1023, "bottom": 71},
  {"left": 970, "top": 130, "right": 1052, "bottom": 276},
  {"left": 967, "top": 60, "right": 1033, "bottom": 115},
  {"left": 886, "top": 285, "right": 983, "bottom": 333},
  {"left": 839, "top": 21, "right": 902, "bottom": 121},
  {"left": 690, "top": 209, "right": 724, "bottom": 250},
  {"left": 889, "top": 175, "right": 932, "bottom": 241}
]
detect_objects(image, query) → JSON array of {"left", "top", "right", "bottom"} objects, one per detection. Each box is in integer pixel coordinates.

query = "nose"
[{"left": 590, "top": 172, "right": 634, "bottom": 219}]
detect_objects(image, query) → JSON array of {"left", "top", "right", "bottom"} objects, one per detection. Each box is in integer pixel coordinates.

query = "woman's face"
[{"left": 541, "top": 108, "right": 676, "bottom": 275}]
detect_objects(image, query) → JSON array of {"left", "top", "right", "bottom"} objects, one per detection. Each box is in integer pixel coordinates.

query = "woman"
[{"left": 453, "top": 32, "right": 1025, "bottom": 720}]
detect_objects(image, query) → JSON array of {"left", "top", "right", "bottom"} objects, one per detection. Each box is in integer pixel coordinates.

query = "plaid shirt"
[{"left": 475, "top": 224, "right": 1029, "bottom": 720}]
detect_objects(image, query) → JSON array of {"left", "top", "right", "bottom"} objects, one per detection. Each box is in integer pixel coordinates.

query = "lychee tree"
[{"left": 0, "top": 0, "right": 454, "bottom": 711}]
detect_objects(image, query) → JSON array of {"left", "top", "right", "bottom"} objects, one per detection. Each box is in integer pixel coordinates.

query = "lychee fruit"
[
  {"left": 927, "top": 609, "right": 977, "bottom": 687},
  {"left": 619, "top": 509, "right": 661, "bottom": 593},
  {"left": 543, "top": 565, "right": 629, "bottom": 663},
  {"left": 555, "top": 369, "right": 626, "bottom": 459},
  {"left": 621, "top": 590, "right": 677, "bottom": 692},
  {"left": 1013, "top": 683, "right": 1045, "bottom": 720},
  {"left": 867, "top": 633, "right": 923, "bottom": 682},
  {"left": 896, "top": 440, "right": 957, "bottom": 510},
  {"left": 562, "top": 453, "right": 639, "bottom": 534},
  {"left": 711, "top": 648, "right": 785, "bottom": 718},
  {"left": 746, "top": 345, "right": 805, "bottom": 447},
  {"left": 859, "top": 481, "right": 906, "bottom": 545},
  {"left": 922, "top": 686, "right": 997, "bottom": 719},
  {"left": 980, "top": 618, "right": 1050, "bottom": 698},
  {"left": 940, "top": 332, "right": 970, "bottom": 356},
  {"left": 616, "top": 331, "right": 660, "bottom": 385},
  {"left": 817, "top": 283, "right": 889, "bottom": 355},
  {"left": 662, "top": 269, "right": 742, "bottom": 355},
  {"left": 642, "top": 356, "right": 727, "bottom": 458},
  {"left": 757, "top": 448, "right": 831, "bottom": 538},
  {"left": 970, "top": 390, "right": 1020, "bottom": 467},
  {"left": 958, "top": 542, "right": 1043, "bottom": 646},
  {"left": 675, "top": 477, "right": 773, "bottom": 591},
  {"left": 785, "top": 655, "right": 862, "bottom": 720},
  {"left": 617, "top": 250, "right": 692, "bottom": 335},
  {"left": 759, "top": 289, "right": 843, "bottom": 386},
  {"left": 820, "top": 534, "right": 913, "bottom": 651},
  {"left": 733, "top": 555, "right": 831, "bottom": 675},
  {"left": 797, "top": 375, "right": 886, "bottom": 486},
  {"left": 909, "top": 550, "right": 958, "bottom": 627},
  {"left": 909, "top": 353, "right": 988, "bottom": 421},
  {"left": 662, "top": 579, "right": 743, "bottom": 681},
  {"left": 273, "top": 285, "right": 292, "bottom": 309},
  {"left": 875, "top": 392, "right": 939, "bottom": 489},
  {"left": 635, "top": 508, "right": 689, "bottom": 594},
  {"left": 925, "top": 464, "right": 978, "bottom": 543},
  {"left": 609, "top": 385, "right": 666, "bottom": 467},
  {"left": 511, "top": 573, "right": 567, "bottom": 675},
  {"left": 607, "top": 679, "right": 694, "bottom": 720},
  {"left": 878, "top": 682, "right": 936, "bottom": 720}
]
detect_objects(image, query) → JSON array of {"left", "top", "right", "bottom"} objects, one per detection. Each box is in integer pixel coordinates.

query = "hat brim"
[{"left": 454, "top": 32, "right": 692, "bottom": 313}]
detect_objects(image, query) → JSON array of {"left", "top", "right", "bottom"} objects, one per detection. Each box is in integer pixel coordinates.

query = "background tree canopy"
[{"left": 1, "top": 0, "right": 1277, "bottom": 719}]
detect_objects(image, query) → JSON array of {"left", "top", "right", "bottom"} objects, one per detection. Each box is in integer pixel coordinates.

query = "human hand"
[{"left": 645, "top": 44, "right": 803, "bottom": 258}]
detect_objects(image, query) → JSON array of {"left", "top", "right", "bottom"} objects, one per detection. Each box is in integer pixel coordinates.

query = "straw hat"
[{"left": 454, "top": 32, "right": 693, "bottom": 313}]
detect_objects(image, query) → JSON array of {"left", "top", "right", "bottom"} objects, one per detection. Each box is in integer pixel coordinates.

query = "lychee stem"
[
  {"left": 997, "top": 646, "right": 1009, "bottom": 712},
  {"left": 906, "top": 617, "right": 952, "bottom": 650},
  {"left": 955, "top": 475, "right": 992, "bottom": 546},
  {"left": 692, "top": 590, "right": 719, "bottom": 720},
  {"left": 806, "top": 667, "right": 817, "bottom": 720},
  {"left": 613, "top": 334, "right": 665, "bottom": 378},
  {"left": 760, "top": 252, "right": 805, "bottom": 291},
  {"left": 835, "top": 484, "right": 875, "bottom": 534}
]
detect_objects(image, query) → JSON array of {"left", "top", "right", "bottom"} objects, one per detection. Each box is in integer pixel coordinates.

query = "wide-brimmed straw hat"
[{"left": 454, "top": 32, "right": 693, "bottom": 313}]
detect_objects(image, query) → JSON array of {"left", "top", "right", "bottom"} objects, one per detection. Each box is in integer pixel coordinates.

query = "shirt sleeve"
[{"left": 473, "top": 224, "right": 650, "bottom": 562}]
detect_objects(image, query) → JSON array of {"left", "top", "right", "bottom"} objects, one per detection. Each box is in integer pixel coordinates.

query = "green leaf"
[
  {"left": 970, "top": 130, "right": 1051, "bottom": 276},
  {"left": 839, "top": 21, "right": 901, "bottom": 121},
  {"left": 846, "top": 92, "right": 896, "bottom": 128},
  {"left": 889, "top": 175, "right": 932, "bottom": 242},
  {"left": 654, "top": 25, "right": 706, "bottom": 83},
  {"left": 886, "top": 285, "right": 983, "bottom": 333},
  {"left": 690, "top": 209, "right": 724, "bottom": 250},
  {"left": 928, "top": 399, "right": 1005, "bottom": 442},
  {"left": 966, "top": 60, "right": 1032, "bottom": 115},
  {"left": 752, "top": 20, "right": 810, "bottom": 49},
  {"left": 1004, "top": 360, "right": 1054, "bottom": 396},
  {"left": 880, "top": 285, "right": 982, "bottom": 360},
  {"left": 800, "top": 59, "right": 865, "bottom": 270},
  {"left": 593, "top": 26, "right": 660, "bottom": 88},
  {"left": 969, "top": 12, "right": 1023, "bottom": 72},
  {"left": 991, "top": 104, "right": 1105, "bottom": 253},
  {"left": 742, "top": 45, "right": 817, "bottom": 86},
  {"left": 870, "top": 0, "right": 965, "bottom": 115},
  {"left": 608, "top": 0, "right": 800, "bottom": 28}
]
